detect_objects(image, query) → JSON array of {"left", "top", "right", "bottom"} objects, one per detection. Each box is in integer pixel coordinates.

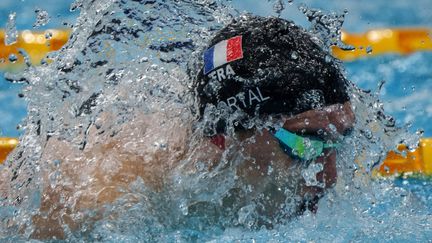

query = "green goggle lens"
[{"left": 273, "top": 128, "right": 339, "bottom": 160}]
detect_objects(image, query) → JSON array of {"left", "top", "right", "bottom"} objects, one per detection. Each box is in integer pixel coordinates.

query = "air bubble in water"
[
  {"left": 33, "top": 8, "right": 50, "bottom": 27},
  {"left": 5, "top": 12, "right": 18, "bottom": 46}
]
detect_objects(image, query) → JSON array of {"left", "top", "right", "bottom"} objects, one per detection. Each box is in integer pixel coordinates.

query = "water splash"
[
  {"left": 272, "top": 0, "right": 285, "bottom": 15},
  {"left": 0, "top": 0, "right": 429, "bottom": 241},
  {"left": 268, "top": 0, "right": 295, "bottom": 16},
  {"left": 5, "top": 12, "right": 18, "bottom": 46},
  {"left": 33, "top": 8, "right": 51, "bottom": 28},
  {"left": 299, "top": 4, "right": 353, "bottom": 52}
]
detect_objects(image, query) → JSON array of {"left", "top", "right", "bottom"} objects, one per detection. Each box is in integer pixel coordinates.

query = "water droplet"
[
  {"left": 406, "top": 121, "right": 413, "bottom": 128},
  {"left": 267, "top": 165, "right": 273, "bottom": 175},
  {"left": 139, "top": 57, "right": 149, "bottom": 63},
  {"left": 317, "top": 129, "right": 325, "bottom": 136},
  {"left": 272, "top": 0, "right": 285, "bottom": 15},
  {"left": 301, "top": 162, "right": 324, "bottom": 187},
  {"left": 5, "top": 12, "right": 18, "bottom": 46},
  {"left": 33, "top": 8, "right": 50, "bottom": 28},
  {"left": 70, "top": 0, "right": 83, "bottom": 12},
  {"left": 304, "top": 118, "right": 310, "bottom": 125},
  {"left": 238, "top": 204, "right": 256, "bottom": 226},
  {"left": 195, "top": 161, "right": 206, "bottom": 172},
  {"left": 8, "top": 54, "right": 18, "bottom": 63},
  {"left": 384, "top": 165, "right": 390, "bottom": 173},
  {"left": 53, "top": 159, "right": 61, "bottom": 167},
  {"left": 416, "top": 129, "right": 424, "bottom": 136},
  {"left": 18, "top": 48, "right": 31, "bottom": 67},
  {"left": 179, "top": 201, "right": 189, "bottom": 215},
  {"left": 291, "top": 51, "right": 298, "bottom": 60},
  {"left": 362, "top": 129, "right": 373, "bottom": 139},
  {"left": 287, "top": 0, "right": 294, "bottom": 5},
  {"left": 40, "top": 58, "right": 48, "bottom": 65},
  {"left": 366, "top": 46, "right": 373, "bottom": 54},
  {"left": 45, "top": 31, "right": 53, "bottom": 40},
  {"left": 328, "top": 123, "right": 338, "bottom": 133}
]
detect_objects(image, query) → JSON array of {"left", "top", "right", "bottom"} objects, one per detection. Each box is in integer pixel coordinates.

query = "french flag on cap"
[{"left": 203, "top": 36, "right": 243, "bottom": 75}]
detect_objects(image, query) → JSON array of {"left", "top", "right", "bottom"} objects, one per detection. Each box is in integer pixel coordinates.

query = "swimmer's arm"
[{"left": 283, "top": 101, "right": 355, "bottom": 136}]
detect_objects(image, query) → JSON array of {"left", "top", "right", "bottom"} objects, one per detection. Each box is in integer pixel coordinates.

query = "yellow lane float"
[
  {"left": 0, "top": 29, "right": 69, "bottom": 72},
  {"left": 377, "top": 138, "right": 432, "bottom": 177},
  {"left": 0, "top": 138, "right": 18, "bottom": 163},
  {"left": 333, "top": 28, "right": 432, "bottom": 61}
]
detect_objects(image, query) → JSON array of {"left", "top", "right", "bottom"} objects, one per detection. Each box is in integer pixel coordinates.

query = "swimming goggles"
[{"left": 272, "top": 128, "right": 339, "bottom": 161}]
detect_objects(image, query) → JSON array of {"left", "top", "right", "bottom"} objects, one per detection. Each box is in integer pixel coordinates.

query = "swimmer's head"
[{"left": 194, "top": 15, "right": 350, "bottom": 135}]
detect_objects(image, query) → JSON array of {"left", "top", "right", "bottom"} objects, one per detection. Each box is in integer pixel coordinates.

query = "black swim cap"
[{"left": 194, "top": 15, "right": 349, "bottom": 134}]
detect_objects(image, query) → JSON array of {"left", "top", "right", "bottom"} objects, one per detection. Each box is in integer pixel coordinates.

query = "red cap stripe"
[{"left": 226, "top": 36, "right": 243, "bottom": 62}]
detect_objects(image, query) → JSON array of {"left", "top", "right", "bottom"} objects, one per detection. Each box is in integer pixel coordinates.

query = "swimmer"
[
  {"left": 5, "top": 15, "right": 354, "bottom": 238},
  {"left": 189, "top": 15, "right": 355, "bottom": 226}
]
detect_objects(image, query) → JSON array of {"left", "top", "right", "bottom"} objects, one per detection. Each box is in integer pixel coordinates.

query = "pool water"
[{"left": 0, "top": 0, "right": 431, "bottom": 242}]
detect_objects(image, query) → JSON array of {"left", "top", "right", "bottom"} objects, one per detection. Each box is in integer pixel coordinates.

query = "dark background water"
[{"left": 1, "top": 0, "right": 432, "bottom": 137}]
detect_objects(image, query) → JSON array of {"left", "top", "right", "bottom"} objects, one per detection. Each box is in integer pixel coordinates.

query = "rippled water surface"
[{"left": 0, "top": 0, "right": 431, "bottom": 242}]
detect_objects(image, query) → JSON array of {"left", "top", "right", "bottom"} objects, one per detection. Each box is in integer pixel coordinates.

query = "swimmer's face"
[{"left": 233, "top": 102, "right": 355, "bottom": 205}]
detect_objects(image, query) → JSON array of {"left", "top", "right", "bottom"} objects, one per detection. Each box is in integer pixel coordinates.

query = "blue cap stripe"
[{"left": 203, "top": 46, "right": 215, "bottom": 74}]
